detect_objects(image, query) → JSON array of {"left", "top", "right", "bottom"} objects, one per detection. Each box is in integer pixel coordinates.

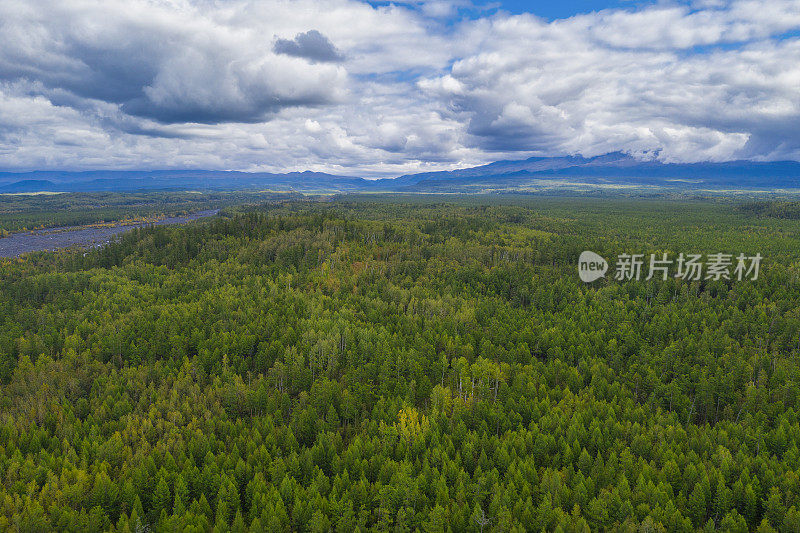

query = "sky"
[{"left": 0, "top": 0, "right": 798, "bottom": 177}]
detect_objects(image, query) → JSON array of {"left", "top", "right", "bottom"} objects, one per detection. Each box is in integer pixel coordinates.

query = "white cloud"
[
  {"left": 0, "top": 0, "right": 798, "bottom": 174},
  {"left": 422, "top": 1, "right": 800, "bottom": 163}
]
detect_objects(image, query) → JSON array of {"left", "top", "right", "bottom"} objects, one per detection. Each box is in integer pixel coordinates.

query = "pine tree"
[
  {"left": 153, "top": 476, "right": 172, "bottom": 517},
  {"left": 688, "top": 483, "right": 706, "bottom": 526},
  {"left": 231, "top": 509, "right": 246, "bottom": 533}
]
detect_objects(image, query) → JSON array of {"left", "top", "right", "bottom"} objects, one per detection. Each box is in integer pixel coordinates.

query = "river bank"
[{"left": 0, "top": 209, "right": 218, "bottom": 258}]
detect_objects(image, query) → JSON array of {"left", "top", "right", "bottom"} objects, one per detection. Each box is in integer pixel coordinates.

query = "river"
[{"left": 0, "top": 209, "right": 219, "bottom": 258}]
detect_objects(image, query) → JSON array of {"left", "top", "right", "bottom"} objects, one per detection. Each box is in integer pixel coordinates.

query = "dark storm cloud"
[{"left": 273, "top": 30, "right": 345, "bottom": 63}]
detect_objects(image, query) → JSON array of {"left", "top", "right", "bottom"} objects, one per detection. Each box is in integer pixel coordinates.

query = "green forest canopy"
[{"left": 1, "top": 195, "right": 800, "bottom": 532}]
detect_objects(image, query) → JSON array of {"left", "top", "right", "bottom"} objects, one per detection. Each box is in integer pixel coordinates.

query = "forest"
[
  {"left": 1, "top": 194, "right": 800, "bottom": 532},
  {"left": 0, "top": 191, "right": 293, "bottom": 235},
  {"left": 738, "top": 201, "right": 800, "bottom": 220}
]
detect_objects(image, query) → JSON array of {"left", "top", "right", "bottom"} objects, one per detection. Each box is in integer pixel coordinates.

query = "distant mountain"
[
  {"left": 0, "top": 179, "right": 58, "bottom": 193},
  {"left": 386, "top": 154, "right": 616, "bottom": 186},
  {"left": 1, "top": 154, "right": 799, "bottom": 193},
  {"left": 378, "top": 153, "right": 800, "bottom": 192},
  {"left": 0, "top": 170, "right": 372, "bottom": 193}
]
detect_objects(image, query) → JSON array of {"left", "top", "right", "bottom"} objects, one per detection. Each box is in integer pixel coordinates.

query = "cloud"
[
  {"left": 0, "top": 0, "right": 349, "bottom": 124},
  {"left": 420, "top": 3, "right": 800, "bottom": 162},
  {"left": 0, "top": 0, "right": 798, "bottom": 174},
  {"left": 274, "top": 30, "right": 345, "bottom": 63},
  {"left": 584, "top": 0, "right": 800, "bottom": 50}
]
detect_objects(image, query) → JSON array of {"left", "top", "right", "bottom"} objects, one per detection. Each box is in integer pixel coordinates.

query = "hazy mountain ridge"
[
  {"left": 2, "top": 153, "right": 800, "bottom": 193},
  {"left": 0, "top": 170, "right": 370, "bottom": 193},
  {"left": 385, "top": 153, "right": 800, "bottom": 191}
]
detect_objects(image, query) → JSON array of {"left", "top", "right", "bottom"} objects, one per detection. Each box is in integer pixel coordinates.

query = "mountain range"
[{"left": 2, "top": 153, "right": 799, "bottom": 194}]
